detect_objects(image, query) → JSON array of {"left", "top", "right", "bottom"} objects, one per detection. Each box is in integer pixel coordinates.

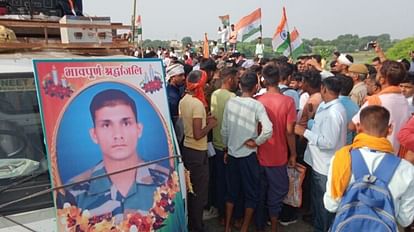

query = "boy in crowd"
[
  {"left": 210, "top": 67, "right": 239, "bottom": 222},
  {"left": 221, "top": 72, "right": 273, "bottom": 232},
  {"left": 338, "top": 75, "right": 360, "bottom": 144},
  {"left": 255, "top": 64, "right": 297, "bottom": 232},
  {"left": 324, "top": 105, "right": 414, "bottom": 228},
  {"left": 400, "top": 72, "right": 414, "bottom": 114}
]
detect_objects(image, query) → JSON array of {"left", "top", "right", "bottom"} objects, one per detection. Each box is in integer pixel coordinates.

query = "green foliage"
[
  {"left": 235, "top": 41, "right": 279, "bottom": 59},
  {"left": 302, "top": 33, "right": 395, "bottom": 54},
  {"left": 386, "top": 37, "right": 414, "bottom": 60},
  {"left": 141, "top": 39, "right": 169, "bottom": 49},
  {"left": 181, "top": 36, "right": 193, "bottom": 47},
  {"left": 312, "top": 45, "right": 336, "bottom": 60}
]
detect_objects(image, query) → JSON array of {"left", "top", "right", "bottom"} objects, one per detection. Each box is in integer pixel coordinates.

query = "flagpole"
[
  {"left": 131, "top": 0, "right": 137, "bottom": 44},
  {"left": 283, "top": 7, "right": 293, "bottom": 58}
]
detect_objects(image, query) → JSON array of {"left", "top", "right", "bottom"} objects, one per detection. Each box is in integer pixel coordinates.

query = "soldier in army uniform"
[{"left": 59, "top": 89, "right": 170, "bottom": 223}]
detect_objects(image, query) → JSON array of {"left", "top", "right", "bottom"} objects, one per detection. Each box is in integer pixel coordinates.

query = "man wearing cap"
[
  {"left": 348, "top": 63, "right": 368, "bottom": 107},
  {"left": 166, "top": 63, "right": 185, "bottom": 125},
  {"left": 335, "top": 54, "right": 353, "bottom": 75}
]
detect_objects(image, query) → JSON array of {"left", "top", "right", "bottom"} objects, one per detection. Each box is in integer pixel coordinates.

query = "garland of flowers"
[{"left": 58, "top": 171, "right": 180, "bottom": 232}]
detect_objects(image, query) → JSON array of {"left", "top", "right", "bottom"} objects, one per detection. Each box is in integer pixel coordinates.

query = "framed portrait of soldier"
[{"left": 33, "top": 59, "right": 186, "bottom": 232}]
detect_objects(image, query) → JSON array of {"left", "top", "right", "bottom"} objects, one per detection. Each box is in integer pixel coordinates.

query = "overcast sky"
[{"left": 84, "top": 0, "right": 414, "bottom": 41}]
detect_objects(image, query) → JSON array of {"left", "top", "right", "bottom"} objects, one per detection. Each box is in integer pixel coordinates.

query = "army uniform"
[{"left": 59, "top": 161, "right": 170, "bottom": 224}]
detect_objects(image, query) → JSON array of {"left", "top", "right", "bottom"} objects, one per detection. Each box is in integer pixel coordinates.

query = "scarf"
[
  {"left": 186, "top": 70, "right": 208, "bottom": 107},
  {"left": 330, "top": 133, "right": 394, "bottom": 199},
  {"left": 366, "top": 86, "right": 402, "bottom": 106}
]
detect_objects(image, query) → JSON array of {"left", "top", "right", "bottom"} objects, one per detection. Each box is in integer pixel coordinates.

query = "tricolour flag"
[
  {"left": 283, "top": 27, "right": 304, "bottom": 58},
  {"left": 272, "top": 7, "right": 289, "bottom": 53},
  {"left": 136, "top": 15, "right": 142, "bottom": 35},
  {"left": 219, "top": 15, "right": 230, "bottom": 26},
  {"left": 235, "top": 8, "right": 262, "bottom": 42}
]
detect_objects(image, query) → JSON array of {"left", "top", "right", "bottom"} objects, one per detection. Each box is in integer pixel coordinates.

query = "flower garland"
[{"left": 58, "top": 171, "right": 180, "bottom": 232}]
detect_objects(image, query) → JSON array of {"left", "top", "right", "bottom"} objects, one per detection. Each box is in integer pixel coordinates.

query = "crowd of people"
[{"left": 161, "top": 40, "right": 414, "bottom": 232}]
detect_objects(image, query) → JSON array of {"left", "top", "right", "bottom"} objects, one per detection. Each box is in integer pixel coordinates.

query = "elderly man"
[
  {"left": 348, "top": 64, "right": 368, "bottom": 107},
  {"left": 335, "top": 54, "right": 353, "bottom": 75}
]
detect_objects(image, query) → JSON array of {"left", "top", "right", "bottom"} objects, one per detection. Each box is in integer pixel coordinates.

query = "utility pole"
[{"left": 131, "top": 0, "right": 137, "bottom": 44}]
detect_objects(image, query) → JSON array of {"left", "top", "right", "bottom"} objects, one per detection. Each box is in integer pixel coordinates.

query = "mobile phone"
[{"left": 367, "top": 41, "right": 376, "bottom": 49}]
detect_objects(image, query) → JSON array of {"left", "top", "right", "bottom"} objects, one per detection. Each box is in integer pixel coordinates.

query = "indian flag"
[
  {"left": 272, "top": 7, "right": 289, "bottom": 53},
  {"left": 283, "top": 28, "right": 304, "bottom": 58},
  {"left": 272, "top": 8, "right": 304, "bottom": 58},
  {"left": 219, "top": 15, "right": 230, "bottom": 26},
  {"left": 136, "top": 15, "right": 142, "bottom": 35},
  {"left": 235, "top": 8, "right": 262, "bottom": 42}
]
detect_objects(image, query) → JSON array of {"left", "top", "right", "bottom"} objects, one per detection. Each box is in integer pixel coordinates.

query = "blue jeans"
[{"left": 311, "top": 170, "right": 335, "bottom": 232}]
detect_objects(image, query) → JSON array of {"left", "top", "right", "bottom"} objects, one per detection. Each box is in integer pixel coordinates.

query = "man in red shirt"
[{"left": 255, "top": 64, "right": 297, "bottom": 232}]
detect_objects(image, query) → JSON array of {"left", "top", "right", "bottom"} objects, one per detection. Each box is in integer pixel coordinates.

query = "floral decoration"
[{"left": 58, "top": 171, "right": 180, "bottom": 232}]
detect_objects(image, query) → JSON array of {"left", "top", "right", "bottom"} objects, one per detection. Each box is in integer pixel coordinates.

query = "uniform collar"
[{"left": 87, "top": 162, "right": 168, "bottom": 196}]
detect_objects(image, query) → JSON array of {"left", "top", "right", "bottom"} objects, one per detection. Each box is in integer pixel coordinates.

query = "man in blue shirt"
[
  {"left": 338, "top": 75, "right": 360, "bottom": 144},
  {"left": 166, "top": 63, "right": 186, "bottom": 125},
  {"left": 294, "top": 76, "right": 347, "bottom": 232}
]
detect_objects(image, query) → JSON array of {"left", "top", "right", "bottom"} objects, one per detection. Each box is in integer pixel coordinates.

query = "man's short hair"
[
  {"left": 292, "top": 72, "right": 304, "bottom": 82},
  {"left": 322, "top": 76, "right": 342, "bottom": 95},
  {"left": 278, "top": 62, "right": 294, "bottom": 81},
  {"left": 338, "top": 74, "right": 354, "bottom": 96},
  {"left": 366, "top": 64, "right": 377, "bottom": 77},
  {"left": 399, "top": 58, "right": 411, "bottom": 71},
  {"left": 220, "top": 67, "right": 238, "bottom": 81},
  {"left": 240, "top": 71, "right": 258, "bottom": 92},
  {"left": 200, "top": 58, "right": 217, "bottom": 72},
  {"left": 380, "top": 60, "right": 406, "bottom": 86},
  {"left": 372, "top": 57, "right": 381, "bottom": 63},
  {"left": 303, "top": 70, "right": 322, "bottom": 90},
  {"left": 90, "top": 89, "right": 137, "bottom": 126},
  {"left": 187, "top": 70, "right": 202, "bottom": 83},
  {"left": 249, "top": 65, "right": 262, "bottom": 74},
  {"left": 311, "top": 54, "right": 322, "bottom": 64},
  {"left": 262, "top": 64, "right": 279, "bottom": 86},
  {"left": 360, "top": 105, "right": 390, "bottom": 136},
  {"left": 402, "top": 72, "right": 414, "bottom": 85}
]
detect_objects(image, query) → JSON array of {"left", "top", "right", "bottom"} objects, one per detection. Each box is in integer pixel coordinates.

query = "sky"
[{"left": 83, "top": 0, "right": 414, "bottom": 41}]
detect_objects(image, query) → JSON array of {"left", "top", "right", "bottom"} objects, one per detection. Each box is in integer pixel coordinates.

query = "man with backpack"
[{"left": 324, "top": 105, "right": 414, "bottom": 231}]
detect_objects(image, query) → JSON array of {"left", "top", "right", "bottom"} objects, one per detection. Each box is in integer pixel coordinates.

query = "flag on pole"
[
  {"left": 272, "top": 7, "right": 290, "bottom": 53},
  {"left": 136, "top": 15, "right": 142, "bottom": 35},
  {"left": 283, "top": 27, "right": 304, "bottom": 58},
  {"left": 203, "top": 33, "right": 209, "bottom": 58},
  {"left": 219, "top": 15, "right": 230, "bottom": 26},
  {"left": 235, "top": 8, "right": 262, "bottom": 42}
]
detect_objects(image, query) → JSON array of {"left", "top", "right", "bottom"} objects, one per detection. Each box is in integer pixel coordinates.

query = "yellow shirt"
[{"left": 179, "top": 94, "right": 207, "bottom": 151}]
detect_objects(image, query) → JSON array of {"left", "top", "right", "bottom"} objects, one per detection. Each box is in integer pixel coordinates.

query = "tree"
[
  {"left": 181, "top": 36, "right": 193, "bottom": 47},
  {"left": 312, "top": 45, "right": 336, "bottom": 60},
  {"left": 386, "top": 37, "right": 414, "bottom": 60}
]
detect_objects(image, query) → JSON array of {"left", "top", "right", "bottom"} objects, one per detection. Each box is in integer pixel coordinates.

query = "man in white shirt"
[
  {"left": 255, "top": 37, "right": 264, "bottom": 59},
  {"left": 294, "top": 76, "right": 347, "bottom": 232},
  {"left": 218, "top": 26, "right": 229, "bottom": 52},
  {"left": 324, "top": 105, "right": 414, "bottom": 228},
  {"left": 221, "top": 71, "right": 273, "bottom": 232}
]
